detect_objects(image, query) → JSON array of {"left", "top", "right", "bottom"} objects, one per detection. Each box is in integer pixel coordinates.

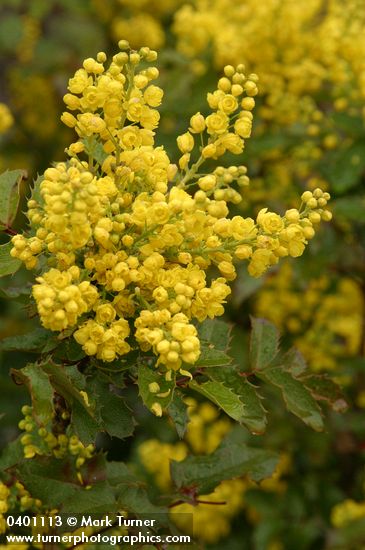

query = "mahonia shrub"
[
  {"left": 10, "top": 42, "right": 331, "bottom": 384},
  {"left": 0, "top": 41, "right": 348, "bottom": 548}
]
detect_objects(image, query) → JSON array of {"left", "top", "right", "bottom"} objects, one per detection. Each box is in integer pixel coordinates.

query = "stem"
[{"left": 177, "top": 155, "right": 205, "bottom": 188}]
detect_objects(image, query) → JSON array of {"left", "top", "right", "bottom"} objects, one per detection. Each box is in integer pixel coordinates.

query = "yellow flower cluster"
[
  {"left": 0, "top": 483, "right": 10, "bottom": 515},
  {"left": 254, "top": 263, "right": 363, "bottom": 371},
  {"left": 173, "top": 0, "right": 365, "bottom": 126},
  {"left": 177, "top": 63, "right": 258, "bottom": 170},
  {"left": 183, "top": 398, "right": 231, "bottom": 454},
  {"left": 11, "top": 43, "right": 331, "bottom": 372},
  {"left": 19, "top": 405, "right": 94, "bottom": 471},
  {"left": 0, "top": 477, "right": 42, "bottom": 538},
  {"left": 0, "top": 103, "right": 14, "bottom": 134},
  {"left": 32, "top": 268, "right": 99, "bottom": 331},
  {"left": 138, "top": 439, "right": 187, "bottom": 491}
]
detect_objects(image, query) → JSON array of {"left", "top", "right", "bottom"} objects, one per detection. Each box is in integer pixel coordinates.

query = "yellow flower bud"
[
  {"left": 61, "top": 112, "right": 77, "bottom": 128},
  {"left": 198, "top": 175, "right": 216, "bottom": 191},
  {"left": 202, "top": 143, "right": 217, "bottom": 158},
  {"left": 177, "top": 132, "right": 195, "bottom": 153},
  {"left": 189, "top": 112, "right": 206, "bottom": 133}
]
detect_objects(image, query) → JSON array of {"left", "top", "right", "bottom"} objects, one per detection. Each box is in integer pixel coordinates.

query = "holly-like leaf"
[
  {"left": 301, "top": 375, "right": 348, "bottom": 413},
  {"left": 0, "top": 437, "right": 24, "bottom": 471},
  {"left": 88, "top": 372, "right": 135, "bottom": 440},
  {"left": 171, "top": 426, "right": 278, "bottom": 494},
  {"left": 106, "top": 462, "right": 140, "bottom": 485},
  {"left": 29, "top": 174, "right": 43, "bottom": 205},
  {"left": 138, "top": 365, "right": 175, "bottom": 414},
  {"left": 167, "top": 390, "right": 189, "bottom": 439},
  {"left": 0, "top": 242, "right": 21, "bottom": 277},
  {"left": 40, "top": 363, "right": 99, "bottom": 443},
  {"left": 16, "top": 456, "right": 81, "bottom": 507},
  {"left": 1, "top": 328, "right": 53, "bottom": 352},
  {"left": 16, "top": 455, "right": 116, "bottom": 515},
  {"left": 195, "top": 319, "right": 233, "bottom": 366},
  {"left": 250, "top": 317, "right": 280, "bottom": 371},
  {"left": 190, "top": 377, "right": 266, "bottom": 434},
  {"left": 52, "top": 337, "right": 85, "bottom": 361},
  {"left": 259, "top": 367, "right": 324, "bottom": 431},
  {"left": 194, "top": 345, "right": 232, "bottom": 367},
  {"left": 0, "top": 169, "right": 27, "bottom": 229},
  {"left": 189, "top": 379, "right": 246, "bottom": 422},
  {"left": 11, "top": 363, "right": 54, "bottom": 425},
  {"left": 208, "top": 367, "right": 267, "bottom": 434},
  {"left": 281, "top": 347, "right": 307, "bottom": 376},
  {"left": 198, "top": 318, "right": 232, "bottom": 351}
]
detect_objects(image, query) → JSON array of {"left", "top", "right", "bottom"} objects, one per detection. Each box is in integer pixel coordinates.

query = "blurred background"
[{"left": 0, "top": 1, "right": 365, "bottom": 548}]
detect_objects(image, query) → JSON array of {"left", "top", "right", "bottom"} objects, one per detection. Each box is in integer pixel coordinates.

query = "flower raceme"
[{"left": 10, "top": 42, "right": 332, "bottom": 374}]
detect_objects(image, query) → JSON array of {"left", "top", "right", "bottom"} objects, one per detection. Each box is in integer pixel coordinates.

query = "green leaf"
[
  {"left": 250, "top": 317, "right": 279, "bottom": 370},
  {"left": 106, "top": 463, "right": 169, "bottom": 525},
  {"left": 190, "top": 377, "right": 267, "bottom": 434},
  {"left": 41, "top": 363, "right": 99, "bottom": 443},
  {"left": 208, "top": 367, "right": 267, "bottom": 434},
  {"left": 88, "top": 373, "right": 135, "bottom": 440},
  {"left": 301, "top": 375, "right": 348, "bottom": 413},
  {"left": 16, "top": 456, "right": 116, "bottom": 515},
  {"left": 106, "top": 462, "right": 140, "bottom": 485},
  {"left": 281, "top": 347, "right": 307, "bottom": 376},
  {"left": 72, "top": 400, "right": 101, "bottom": 445},
  {"left": 0, "top": 242, "right": 21, "bottom": 277},
  {"left": 16, "top": 457, "right": 80, "bottom": 507},
  {"left": 1, "top": 328, "right": 53, "bottom": 352},
  {"left": 0, "top": 438, "right": 24, "bottom": 471},
  {"left": 63, "top": 483, "right": 116, "bottom": 515},
  {"left": 167, "top": 390, "right": 189, "bottom": 439},
  {"left": 195, "top": 319, "right": 233, "bottom": 366},
  {"left": 11, "top": 364, "right": 54, "bottom": 425},
  {"left": 29, "top": 174, "right": 44, "bottom": 205},
  {"left": 0, "top": 169, "right": 27, "bottom": 229},
  {"left": 195, "top": 345, "right": 232, "bottom": 367},
  {"left": 138, "top": 365, "right": 175, "bottom": 414},
  {"left": 189, "top": 379, "right": 245, "bottom": 422},
  {"left": 198, "top": 318, "right": 232, "bottom": 351},
  {"left": 259, "top": 367, "right": 324, "bottom": 431},
  {"left": 171, "top": 426, "right": 278, "bottom": 494}
]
